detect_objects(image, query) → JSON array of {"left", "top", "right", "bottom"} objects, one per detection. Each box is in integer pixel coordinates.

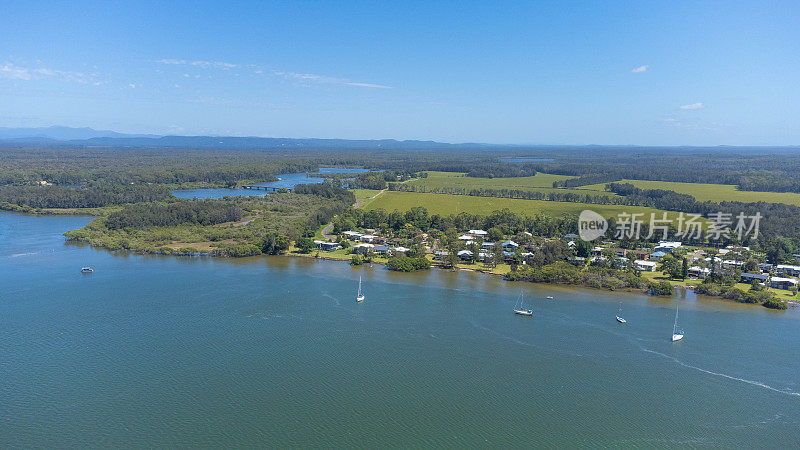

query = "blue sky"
[{"left": 1, "top": 0, "right": 798, "bottom": 145}]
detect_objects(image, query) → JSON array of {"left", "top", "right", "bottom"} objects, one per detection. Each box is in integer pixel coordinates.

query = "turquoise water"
[
  {"left": 172, "top": 168, "right": 369, "bottom": 199},
  {"left": 2, "top": 211, "right": 800, "bottom": 447}
]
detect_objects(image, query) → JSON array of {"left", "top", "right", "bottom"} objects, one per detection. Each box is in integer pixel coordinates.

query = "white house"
[
  {"left": 393, "top": 246, "right": 411, "bottom": 255},
  {"left": 634, "top": 260, "right": 658, "bottom": 272},
  {"left": 360, "top": 234, "right": 379, "bottom": 243},
  {"left": 468, "top": 229, "right": 488, "bottom": 237},
  {"left": 655, "top": 241, "right": 682, "bottom": 252},
  {"left": 776, "top": 265, "right": 800, "bottom": 277},
  {"left": 770, "top": 277, "right": 798, "bottom": 290},
  {"left": 458, "top": 235, "right": 473, "bottom": 241},
  {"left": 352, "top": 243, "right": 374, "bottom": 253},
  {"left": 343, "top": 231, "right": 362, "bottom": 239},
  {"left": 457, "top": 249, "right": 473, "bottom": 260}
]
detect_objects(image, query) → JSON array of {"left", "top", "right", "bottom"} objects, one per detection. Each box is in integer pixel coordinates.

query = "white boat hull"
[
  {"left": 672, "top": 333, "right": 684, "bottom": 341},
  {"left": 357, "top": 295, "right": 365, "bottom": 303},
  {"left": 514, "top": 309, "right": 533, "bottom": 316},
  {"left": 616, "top": 316, "right": 626, "bottom": 324}
]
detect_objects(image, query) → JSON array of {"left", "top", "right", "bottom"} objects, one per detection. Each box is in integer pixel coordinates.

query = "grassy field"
[
  {"left": 579, "top": 179, "right": 800, "bottom": 206},
  {"left": 363, "top": 190, "right": 688, "bottom": 220},
  {"left": 402, "top": 171, "right": 616, "bottom": 197}
]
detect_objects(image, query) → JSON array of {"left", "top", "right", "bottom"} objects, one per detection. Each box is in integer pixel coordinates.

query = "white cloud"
[
  {"left": 631, "top": 65, "right": 649, "bottom": 73},
  {"left": 157, "top": 58, "right": 238, "bottom": 69},
  {"left": 680, "top": 102, "right": 704, "bottom": 110},
  {"left": 273, "top": 71, "right": 392, "bottom": 89},
  {"left": 0, "top": 62, "right": 99, "bottom": 83},
  {"left": 159, "top": 58, "right": 391, "bottom": 89},
  {"left": 0, "top": 63, "right": 32, "bottom": 80},
  {"left": 128, "top": 83, "right": 137, "bottom": 88}
]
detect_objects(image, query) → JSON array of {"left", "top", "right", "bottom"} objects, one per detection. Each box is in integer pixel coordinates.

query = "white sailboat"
[
  {"left": 356, "top": 276, "right": 365, "bottom": 303},
  {"left": 671, "top": 302, "right": 684, "bottom": 341},
  {"left": 514, "top": 290, "right": 533, "bottom": 316},
  {"left": 616, "top": 301, "right": 626, "bottom": 323}
]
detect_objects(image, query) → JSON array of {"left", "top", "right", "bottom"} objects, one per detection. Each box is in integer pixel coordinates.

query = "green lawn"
[
  {"left": 362, "top": 190, "right": 689, "bottom": 221},
  {"left": 403, "top": 171, "right": 616, "bottom": 197},
  {"left": 578, "top": 179, "right": 800, "bottom": 206}
]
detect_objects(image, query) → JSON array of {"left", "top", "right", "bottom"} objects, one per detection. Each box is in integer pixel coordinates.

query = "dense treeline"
[
  {"left": 293, "top": 183, "right": 356, "bottom": 232},
  {"left": 0, "top": 184, "right": 172, "bottom": 209},
  {"left": 334, "top": 206, "right": 576, "bottom": 238},
  {"left": 105, "top": 200, "right": 243, "bottom": 229},
  {"left": 387, "top": 181, "right": 619, "bottom": 204}
]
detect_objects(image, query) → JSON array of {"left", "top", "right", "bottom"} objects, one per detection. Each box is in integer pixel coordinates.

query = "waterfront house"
[
  {"left": 373, "top": 245, "right": 390, "bottom": 255},
  {"left": 688, "top": 266, "right": 711, "bottom": 278},
  {"left": 434, "top": 250, "right": 449, "bottom": 260},
  {"left": 770, "top": 277, "right": 798, "bottom": 290},
  {"left": 649, "top": 251, "right": 666, "bottom": 261},
  {"left": 392, "top": 246, "right": 411, "bottom": 255},
  {"left": 457, "top": 250, "right": 473, "bottom": 260},
  {"left": 352, "top": 243, "right": 374, "bottom": 254},
  {"left": 360, "top": 234, "right": 379, "bottom": 243},
  {"left": 740, "top": 272, "right": 769, "bottom": 284},
  {"left": 343, "top": 231, "right": 362, "bottom": 240},
  {"left": 634, "top": 260, "right": 658, "bottom": 272},
  {"left": 482, "top": 241, "right": 496, "bottom": 249},
  {"left": 776, "top": 265, "right": 800, "bottom": 277},
  {"left": 458, "top": 235, "right": 473, "bottom": 241},
  {"left": 501, "top": 240, "right": 519, "bottom": 249},
  {"left": 468, "top": 229, "right": 488, "bottom": 238},
  {"left": 314, "top": 240, "right": 341, "bottom": 251}
]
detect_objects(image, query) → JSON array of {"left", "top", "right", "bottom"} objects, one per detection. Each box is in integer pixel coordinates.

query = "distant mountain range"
[{"left": 0, "top": 126, "right": 501, "bottom": 150}]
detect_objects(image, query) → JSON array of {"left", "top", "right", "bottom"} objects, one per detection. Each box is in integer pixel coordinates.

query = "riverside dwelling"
[
  {"left": 352, "top": 243, "right": 374, "bottom": 254},
  {"left": 740, "top": 272, "right": 769, "bottom": 284},
  {"left": 634, "top": 260, "right": 658, "bottom": 272},
  {"left": 776, "top": 265, "right": 800, "bottom": 277},
  {"left": 342, "top": 231, "right": 362, "bottom": 240},
  {"left": 688, "top": 266, "right": 710, "bottom": 278},
  {"left": 314, "top": 240, "right": 341, "bottom": 251},
  {"left": 392, "top": 246, "right": 411, "bottom": 255},
  {"left": 502, "top": 240, "right": 519, "bottom": 249},
  {"left": 457, "top": 250, "right": 473, "bottom": 260},
  {"left": 770, "top": 277, "right": 798, "bottom": 290},
  {"left": 373, "top": 245, "right": 390, "bottom": 255}
]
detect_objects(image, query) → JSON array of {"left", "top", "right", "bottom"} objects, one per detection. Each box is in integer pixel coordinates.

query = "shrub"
[
  {"left": 386, "top": 255, "right": 430, "bottom": 272},
  {"left": 295, "top": 237, "right": 315, "bottom": 253},
  {"left": 350, "top": 254, "right": 364, "bottom": 266},
  {"left": 649, "top": 280, "right": 674, "bottom": 296},
  {"left": 762, "top": 299, "right": 787, "bottom": 310}
]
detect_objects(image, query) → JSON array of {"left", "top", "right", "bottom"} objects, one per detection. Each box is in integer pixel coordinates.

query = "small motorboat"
[
  {"left": 81, "top": 267, "right": 93, "bottom": 273},
  {"left": 616, "top": 315, "right": 627, "bottom": 324},
  {"left": 672, "top": 331, "right": 684, "bottom": 342},
  {"left": 514, "top": 309, "right": 533, "bottom": 316},
  {"left": 546, "top": 296, "right": 554, "bottom": 300}
]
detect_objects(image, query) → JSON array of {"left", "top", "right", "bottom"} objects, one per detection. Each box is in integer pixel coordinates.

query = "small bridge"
[{"left": 241, "top": 185, "right": 292, "bottom": 192}]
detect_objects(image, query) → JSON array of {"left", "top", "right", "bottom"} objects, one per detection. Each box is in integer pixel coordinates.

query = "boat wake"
[
  {"left": 321, "top": 292, "right": 341, "bottom": 306},
  {"left": 641, "top": 347, "right": 800, "bottom": 398}
]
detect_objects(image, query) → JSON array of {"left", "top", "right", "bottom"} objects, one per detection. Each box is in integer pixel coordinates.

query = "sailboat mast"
[{"left": 673, "top": 303, "right": 679, "bottom": 333}]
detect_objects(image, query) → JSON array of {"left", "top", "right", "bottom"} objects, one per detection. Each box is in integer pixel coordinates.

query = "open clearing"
[
  {"left": 579, "top": 179, "right": 800, "bottom": 206},
  {"left": 363, "top": 190, "right": 691, "bottom": 221},
  {"left": 402, "top": 171, "right": 616, "bottom": 197}
]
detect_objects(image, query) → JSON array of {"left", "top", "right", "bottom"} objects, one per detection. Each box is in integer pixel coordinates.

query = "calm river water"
[{"left": 2, "top": 212, "right": 799, "bottom": 447}]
